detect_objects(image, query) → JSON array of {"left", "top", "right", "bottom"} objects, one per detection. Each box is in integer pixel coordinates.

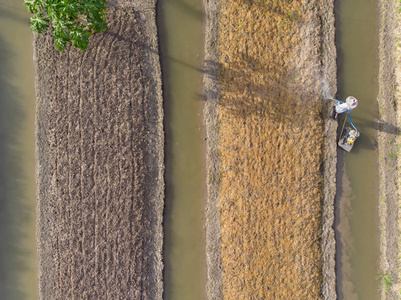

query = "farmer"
[{"left": 331, "top": 96, "right": 358, "bottom": 119}]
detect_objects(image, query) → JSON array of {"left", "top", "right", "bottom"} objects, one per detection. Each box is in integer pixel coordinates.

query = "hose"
[
  {"left": 329, "top": 98, "right": 345, "bottom": 104},
  {"left": 330, "top": 98, "right": 359, "bottom": 134},
  {"left": 348, "top": 111, "right": 359, "bottom": 134}
]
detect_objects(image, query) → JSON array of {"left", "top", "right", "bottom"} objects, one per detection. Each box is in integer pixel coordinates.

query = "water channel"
[
  {"left": 335, "top": 0, "right": 380, "bottom": 299},
  {"left": 0, "top": 1, "right": 38, "bottom": 299},
  {"left": 157, "top": 0, "right": 207, "bottom": 299}
]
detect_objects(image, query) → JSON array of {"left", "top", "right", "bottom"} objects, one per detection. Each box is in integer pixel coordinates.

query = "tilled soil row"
[
  {"left": 203, "top": 0, "right": 337, "bottom": 299},
  {"left": 34, "top": 2, "right": 164, "bottom": 299}
]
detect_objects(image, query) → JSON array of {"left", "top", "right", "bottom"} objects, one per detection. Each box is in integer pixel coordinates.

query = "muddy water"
[
  {"left": 0, "top": 1, "right": 38, "bottom": 299},
  {"left": 157, "top": 0, "right": 207, "bottom": 299},
  {"left": 335, "top": 0, "right": 380, "bottom": 299}
]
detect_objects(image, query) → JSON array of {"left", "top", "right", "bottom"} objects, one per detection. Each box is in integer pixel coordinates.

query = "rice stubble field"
[{"left": 204, "top": 0, "right": 337, "bottom": 298}]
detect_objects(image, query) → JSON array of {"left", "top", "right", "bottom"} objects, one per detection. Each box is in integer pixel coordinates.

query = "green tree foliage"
[{"left": 24, "top": 0, "right": 108, "bottom": 52}]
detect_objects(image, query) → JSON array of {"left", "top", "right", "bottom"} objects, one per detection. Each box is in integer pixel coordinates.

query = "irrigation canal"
[
  {"left": 0, "top": 1, "right": 38, "bottom": 299},
  {"left": 157, "top": 0, "right": 207, "bottom": 299},
  {"left": 334, "top": 0, "right": 381, "bottom": 299}
]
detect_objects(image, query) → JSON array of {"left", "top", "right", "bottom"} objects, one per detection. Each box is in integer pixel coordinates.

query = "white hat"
[{"left": 346, "top": 96, "right": 358, "bottom": 108}]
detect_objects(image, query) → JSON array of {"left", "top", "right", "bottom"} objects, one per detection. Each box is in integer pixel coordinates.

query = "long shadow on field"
[
  {"left": 0, "top": 38, "right": 35, "bottom": 300},
  {"left": 108, "top": 25, "right": 203, "bottom": 74},
  {"left": 215, "top": 51, "right": 322, "bottom": 128},
  {"left": 352, "top": 115, "right": 400, "bottom": 135}
]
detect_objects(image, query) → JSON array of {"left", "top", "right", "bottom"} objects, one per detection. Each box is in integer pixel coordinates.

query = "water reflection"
[
  {"left": 335, "top": 0, "right": 380, "bottom": 298},
  {"left": 0, "top": 1, "right": 38, "bottom": 298},
  {"left": 158, "top": 0, "right": 207, "bottom": 299}
]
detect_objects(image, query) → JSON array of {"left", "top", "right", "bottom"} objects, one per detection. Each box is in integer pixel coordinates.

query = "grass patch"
[{"left": 377, "top": 271, "right": 393, "bottom": 292}]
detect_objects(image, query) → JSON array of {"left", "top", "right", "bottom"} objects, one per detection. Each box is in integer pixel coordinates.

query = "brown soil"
[
  {"left": 34, "top": 1, "right": 164, "bottom": 299},
  {"left": 377, "top": 0, "right": 401, "bottom": 297},
  {"left": 203, "top": 0, "right": 337, "bottom": 299}
]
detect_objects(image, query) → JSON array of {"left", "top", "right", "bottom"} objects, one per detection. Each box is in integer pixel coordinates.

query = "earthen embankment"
[{"left": 377, "top": 0, "right": 401, "bottom": 297}]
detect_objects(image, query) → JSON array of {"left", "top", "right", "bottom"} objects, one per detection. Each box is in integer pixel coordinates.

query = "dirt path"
[
  {"left": 203, "top": 0, "right": 337, "bottom": 298},
  {"left": 34, "top": 1, "right": 164, "bottom": 299},
  {"left": 377, "top": 0, "right": 401, "bottom": 297}
]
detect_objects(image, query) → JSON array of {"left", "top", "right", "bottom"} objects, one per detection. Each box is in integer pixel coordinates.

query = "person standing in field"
[{"left": 331, "top": 96, "right": 358, "bottom": 119}]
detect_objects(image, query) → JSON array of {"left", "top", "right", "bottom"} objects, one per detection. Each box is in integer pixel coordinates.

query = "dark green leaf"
[
  {"left": 25, "top": 0, "right": 108, "bottom": 52},
  {"left": 30, "top": 12, "right": 49, "bottom": 33}
]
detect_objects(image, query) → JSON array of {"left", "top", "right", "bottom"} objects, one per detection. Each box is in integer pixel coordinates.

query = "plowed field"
[{"left": 34, "top": 2, "right": 164, "bottom": 299}]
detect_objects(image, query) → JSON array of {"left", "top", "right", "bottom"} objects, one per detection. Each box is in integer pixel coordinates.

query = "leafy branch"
[{"left": 24, "top": 0, "right": 108, "bottom": 52}]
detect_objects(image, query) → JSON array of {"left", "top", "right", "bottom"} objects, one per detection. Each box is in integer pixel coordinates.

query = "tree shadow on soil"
[
  {"left": 203, "top": 51, "right": 323, "bottom": 129},
  {"left": 107, "top": 28, "right": 203, "bottom": 76},
  {"left": 0, "top": 37, "right": 36, "bottom": 300}
]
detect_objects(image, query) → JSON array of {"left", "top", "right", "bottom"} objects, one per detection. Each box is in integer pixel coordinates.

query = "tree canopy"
[{"left": 24, "top": 0, "right": 108, "bottom": 52}]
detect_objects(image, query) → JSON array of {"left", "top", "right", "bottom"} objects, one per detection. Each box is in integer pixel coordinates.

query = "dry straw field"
[{"left": 216, "top": 0, "right": 328, "bottom": 298}]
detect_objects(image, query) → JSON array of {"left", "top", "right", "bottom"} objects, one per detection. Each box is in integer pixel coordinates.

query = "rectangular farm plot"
[
  {"left": 217, "top": 0, "right": 326, "bottom": 298},
  {"left": 34, "top": 5, "right": 164, "bottom": 299}
]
